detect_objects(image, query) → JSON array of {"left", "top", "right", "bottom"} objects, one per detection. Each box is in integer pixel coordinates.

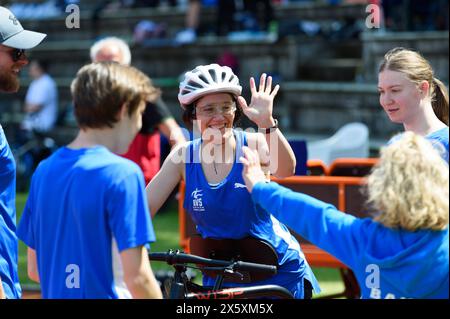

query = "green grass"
[
  {"left": 16, "top": 193, "right": 31, "bottom": 288},
  {"left": 15, "top": 193, "right": 181, "bottom": 287},
  {"left": 16, "top": 193, "right": 345, "bottom": 298}
]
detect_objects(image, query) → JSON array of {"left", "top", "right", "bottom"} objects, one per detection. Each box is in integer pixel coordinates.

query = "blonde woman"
[
  {"left": 378, "top": 47, "right": 448, "bottom": 162},
  {"left": 241, "top": 132, "right": 449, "bottom": 299}
]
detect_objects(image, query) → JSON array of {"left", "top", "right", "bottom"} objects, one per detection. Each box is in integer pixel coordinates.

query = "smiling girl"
[
  {"left": 378, "top": 47, "right": 449, "bottom": 161},
  {"left": 146, "top": 64, "right": 319, "bottom": 298}
]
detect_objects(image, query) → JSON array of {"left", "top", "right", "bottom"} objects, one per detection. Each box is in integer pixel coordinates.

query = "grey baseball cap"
[{"left": 0, "top": 6, "right": 46, "bottom": 49}]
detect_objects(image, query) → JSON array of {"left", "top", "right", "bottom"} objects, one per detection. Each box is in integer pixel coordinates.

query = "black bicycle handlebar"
[{"left": 149, "top": 250, "right": 277, "bottom": 275}]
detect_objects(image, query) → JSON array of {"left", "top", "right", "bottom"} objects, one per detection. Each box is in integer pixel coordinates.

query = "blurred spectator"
[
  {"left": 216, "top": 0, "right": 235, "bottom": 36},
  {"left": 216, "top": 0, "right": 275, "bottom": 36},
  {"left": 21, "top": 60, "right": 58, "bottom": 135},
  {"left": 242, "top": 0, "right": 274, "bottom": 32},
  {"left": 138, "top": 0, "right": 178, "bottom": 7},
  {"left": 133, "top": 20, "right": 168, "bottom": 44},
  {"left": 175, "top": 0, "right": 202, "bottom": 43},
  {"left": 382, "top": 0, "right": 449, "bottom": 31},
  {"left": 93, "top": 1, "right": 182, "bottom": 39},
  {"left": 16, "top": 59, "right": 58, "bottom": 171},
  {"left": 217, "top": 51, "right": 240, "bottom": 74},
  {"left": 90, "top": 37, "right": 186, "bottom": 183},
  {"left": 8, "top": 0, "right": 79, "bottom": 20}
]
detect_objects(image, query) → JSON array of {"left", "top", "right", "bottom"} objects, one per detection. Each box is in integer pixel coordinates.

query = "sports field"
[{"left": 16, "top": 193, "right": 344, "bottom": 298}]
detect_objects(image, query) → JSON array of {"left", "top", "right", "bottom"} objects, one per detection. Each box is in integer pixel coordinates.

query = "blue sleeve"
[
  {"left": 427, "top": 130, "right": 449, "bottom": 163},
  {"left": 17, "top": 177, "right": 36, "bottom": 250},
  {"left": 252, "top": 181, "right": 370, "bottom": 269},
  {"left": 107, "top": 169, "right": 156, "bottom": 252}
]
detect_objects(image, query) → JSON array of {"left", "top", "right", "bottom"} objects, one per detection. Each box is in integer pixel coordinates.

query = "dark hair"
[
  {"left": 71, "top": 62, "right": 160, "bottom": 129},
  {"left": 379, "top": 47, "right": 449, "bottom": 125},
  {"left": 31, "top": 59, "right": 49, "bottom": 73}
]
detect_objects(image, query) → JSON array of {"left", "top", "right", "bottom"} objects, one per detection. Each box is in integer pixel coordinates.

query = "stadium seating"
[
  {"left": 328, "top": 157, "right": 378, "bottom": 177},
  {"left": 306, "top": 159, "right": 328, "bottom": 176},
  {"left": 307, "top": 122, "right": 370, "bottom": 166}
]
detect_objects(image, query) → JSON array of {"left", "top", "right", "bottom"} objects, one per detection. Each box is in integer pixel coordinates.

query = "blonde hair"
[
  {"left": 71, "top": 62, "right": 160, "bottom": 129},
  {"left": 367, "top": 132, "right": 449, "bottom": 231},
  {"left": 379, "top": 47, "right": 449, "bottom": 125}
]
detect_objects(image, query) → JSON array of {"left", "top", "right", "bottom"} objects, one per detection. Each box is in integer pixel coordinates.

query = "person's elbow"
[
  {"left": 272, "top": 159, "right": 296, "bottom": 178},
  {"left": 124, "top": 271, "right": 162, "bottom": 299},
  {"left": 285, "top": 158, "right": 297, "bottom": 177},
  {"left": 27, "top": 266, "right": 40, "bottom": 283}
]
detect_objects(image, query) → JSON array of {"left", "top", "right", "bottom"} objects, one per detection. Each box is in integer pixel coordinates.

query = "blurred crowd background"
[{"left": 0, "top": 0, "right": 448, "bottom": 190}]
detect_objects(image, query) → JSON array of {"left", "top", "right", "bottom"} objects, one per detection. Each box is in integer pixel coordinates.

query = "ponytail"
[{"left": 432, "top": 78, "right": 449, "bottom": 126}]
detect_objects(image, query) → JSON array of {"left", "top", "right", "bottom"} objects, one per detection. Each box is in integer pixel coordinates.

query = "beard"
[{"left": 0, "top": 68, "right": 20, "bottom": 93}]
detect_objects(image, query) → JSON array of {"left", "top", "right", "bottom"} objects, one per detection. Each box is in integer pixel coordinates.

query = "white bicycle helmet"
[{"left": 178, "top": 63, "right": 242, "bottom": 109}]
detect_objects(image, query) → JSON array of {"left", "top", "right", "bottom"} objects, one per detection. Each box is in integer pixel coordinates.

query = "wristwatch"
[{"left": 260, "top": 119, "right": 279, "bottom": 134}]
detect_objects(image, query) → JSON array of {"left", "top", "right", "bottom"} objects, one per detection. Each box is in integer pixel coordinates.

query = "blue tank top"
[{"left": 184, "top": 129, "right": 320, "bottom": 298}]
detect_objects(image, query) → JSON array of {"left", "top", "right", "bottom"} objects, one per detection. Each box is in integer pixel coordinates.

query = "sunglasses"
[
  {"left": 0, "top": 48, "right": 26, "bottom": 62},
  {"left": 11, "top": 49, "right": 26, "bottom": 62}
]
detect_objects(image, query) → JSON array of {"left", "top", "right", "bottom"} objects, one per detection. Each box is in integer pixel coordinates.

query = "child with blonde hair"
[{"left": 241, "top": 132, "right": 449, "bottom": 299}]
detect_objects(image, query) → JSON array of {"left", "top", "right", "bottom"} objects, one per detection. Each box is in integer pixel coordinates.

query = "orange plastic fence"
[
  {"left": 307, "top": 158, "right": 379, "bottom": 177},
  {"left": 328, "top": 158, "right": 379, "bottom": 177},
  {"left": 306, "top": 159, "right": 329, "bottom": 176}
]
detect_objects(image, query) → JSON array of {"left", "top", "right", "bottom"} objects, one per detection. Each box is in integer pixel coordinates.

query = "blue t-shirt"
[
  {"left": 17, "top": 146, "right": 155, "bottom": 299},
  {"left": 388, "top": 127, "right": 449, "bottom": 163},
  {"left": 183, "top": 130, "right": 320, "bottom": 298},
  {"left": 426, "top": 127, "right": 449, "bottom": 163},
  {"left": 0, "top": 125, "right": 21, "bottom": 299},
  {"left": 252, "top": 181, "right": 449, "bottom": 299}
]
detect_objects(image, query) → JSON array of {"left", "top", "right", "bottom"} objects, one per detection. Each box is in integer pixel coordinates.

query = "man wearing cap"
[{"left": 0, "top": 5, "right": 46, "bottom": 299}]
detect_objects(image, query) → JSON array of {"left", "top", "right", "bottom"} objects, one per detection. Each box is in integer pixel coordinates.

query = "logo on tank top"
[
  {"left": 191, "top": 188, "right": 205, "bottom": 212},
  {"left": 234, "top": 182, "right": 247, "bottom": 189}
]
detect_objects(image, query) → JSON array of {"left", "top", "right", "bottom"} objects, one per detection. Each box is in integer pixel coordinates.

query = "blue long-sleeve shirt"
[{"left": 252, "top": 181, "right": 449, "bottom": 299}]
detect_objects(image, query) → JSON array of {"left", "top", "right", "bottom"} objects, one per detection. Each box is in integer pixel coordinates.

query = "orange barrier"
[
  {"left": 306, "top": 159, "right": 329, "bottom": 176},
  {"left": 178, "top": 175, "right": 370, "bottom": 298},
  {"left": 307, "top": 157, "right": 379, "bottom": 177},
  {"left": 328, "top": 158, "right": 379, "bottom": 177},
  {"left": 270, "top": 176, "right": 369, "bottom": 298}
]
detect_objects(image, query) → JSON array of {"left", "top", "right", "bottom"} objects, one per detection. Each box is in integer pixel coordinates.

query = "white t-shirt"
[{"left": 23, "top": 74, "right": 58, "bottom": 132}]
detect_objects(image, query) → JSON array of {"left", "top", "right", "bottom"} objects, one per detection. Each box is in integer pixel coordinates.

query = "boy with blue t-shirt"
[{"left": 17, "top": 62, "right": 163, "bottom": 299}]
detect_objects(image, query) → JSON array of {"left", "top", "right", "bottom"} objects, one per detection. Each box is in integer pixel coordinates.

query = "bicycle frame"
[
  {"left": 149, "top": 250, "right": 294, "bottom": 299},
  {"left": 185, "top": 285, "right": 294, "bottom": 300}
]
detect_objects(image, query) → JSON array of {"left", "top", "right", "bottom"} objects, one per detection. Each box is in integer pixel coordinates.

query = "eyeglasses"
[
  {"left": 195, "top": 102, "right": 237, "bottom": 117},
  {"left": 0, "top": 48, "right": 26, "bottom": 62}
]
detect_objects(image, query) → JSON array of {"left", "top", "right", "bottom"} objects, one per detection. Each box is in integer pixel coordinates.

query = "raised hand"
[
  {"left": 240, "top": 146, "right": 267, "bottom": 193},
  {"left": 237, "top": 73, "right": 280, "bottom": 128}
]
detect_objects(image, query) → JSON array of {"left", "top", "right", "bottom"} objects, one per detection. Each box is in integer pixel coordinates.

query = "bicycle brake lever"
[{"left": 224, "top": 268, "right": 244, "bottom": 280}]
